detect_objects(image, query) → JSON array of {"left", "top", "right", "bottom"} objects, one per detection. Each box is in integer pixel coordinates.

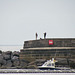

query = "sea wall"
[
  {"left": 20, "top": 38, "right": 75, "bottom": 69},
  {"left": 23, "top": 38, "right": 75, "bottom": 48}
]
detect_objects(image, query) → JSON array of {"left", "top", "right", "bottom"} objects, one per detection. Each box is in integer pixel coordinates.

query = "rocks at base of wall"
[
  {"left": 3, "top": 54, "right": 11, "bottom": 60},
  {"left": 0, "top": 54, "right": 4, "bottom": 64},
  {"left": 0, "top": 50, "right": 2, "bottom": 54},
  {"left": 19, "top": 59, "right": 29, "bottom": 69},
  {"left": 11, "top": 56, "right": 19, "bottom": 61},
  {"left": 5, "top": 60, "right": 12, "bottom": 67},
  {"left": 5, "top": 51, "right": 12, "bottom": 55},
  {"left": 27, "top": 65, "right": 37, "bottom": 69},
  {"left": 2, "top": 59, "right": 6, "bottom": 65},
  {"left": 12, "top": 51, "right": 19, "bottom": 56},
  {"left": 2, "top": 51, "right": 12, "bottom": 60},
  {"left": 0, "top": 51, "right": 20, "bottom": 69},
  {"left": 12, "top": 59, "right": 20, "bottom": 67}
]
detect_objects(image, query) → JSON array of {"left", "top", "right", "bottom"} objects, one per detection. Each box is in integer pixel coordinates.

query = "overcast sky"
[{"left": 0, "top": 0, "right": 75, "bottom": 45}]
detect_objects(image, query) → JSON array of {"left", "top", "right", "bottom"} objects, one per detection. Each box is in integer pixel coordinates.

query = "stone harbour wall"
[
  {"left": 20, "top": 38, "right": 75, "bottom": 69},
  {"left": 23, "top": 38, "right": 75, "bottom": 48}
]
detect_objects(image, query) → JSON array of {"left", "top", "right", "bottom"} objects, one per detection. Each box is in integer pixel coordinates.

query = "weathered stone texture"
[
  {"left": 0, "top": 51, "right": 20, "bottom": 69},
  {"left": 20, "top": 38, "right": 75, "bottom": 68},
  {"left": 23, "top": 38, "right": 75, "bottom": 48}
]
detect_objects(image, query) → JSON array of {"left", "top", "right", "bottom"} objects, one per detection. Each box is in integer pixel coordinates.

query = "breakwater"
[
  {"left": 0, "top": 50, "right": 20, "bottom": 69},
  {"left": 0, "top": 50, "right": 37, "bottom": 69}
]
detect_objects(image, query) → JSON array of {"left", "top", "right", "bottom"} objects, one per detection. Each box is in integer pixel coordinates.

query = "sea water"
[{"left": 0, "top": 45, "right": 22, "bottom": 52}]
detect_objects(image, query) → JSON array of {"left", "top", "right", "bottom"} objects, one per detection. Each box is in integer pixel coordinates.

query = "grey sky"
[{"left": 0, "top": 0, "right": 75, "bottom": 45}]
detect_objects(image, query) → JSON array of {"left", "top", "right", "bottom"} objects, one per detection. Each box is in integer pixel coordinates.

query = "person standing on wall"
[
  {"left": 36, "top": 33, "right": 38, "bottom": 40},
  {"left": 44, "top": 32, "right": 46, "bottom": 39}
]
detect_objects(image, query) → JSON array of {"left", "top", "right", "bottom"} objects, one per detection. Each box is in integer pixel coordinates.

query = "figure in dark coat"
[
  {"left": 44, "top": 32, "right": 46, "bottom": 39},
  {"left": 36, "top": 33, "right": 38, "bottom": 40}
]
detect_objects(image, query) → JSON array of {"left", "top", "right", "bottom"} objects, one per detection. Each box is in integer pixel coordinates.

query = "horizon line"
[{"left": 0, "top": 44, "right": 22, "bottom": 46}]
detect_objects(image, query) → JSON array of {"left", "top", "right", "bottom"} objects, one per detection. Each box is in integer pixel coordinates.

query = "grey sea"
[
  {"left": 0, "top": 46, "right": 75, "bottom": 75},
  {"left": 0, "top": 45, "right": 22, "bottom": 52}
]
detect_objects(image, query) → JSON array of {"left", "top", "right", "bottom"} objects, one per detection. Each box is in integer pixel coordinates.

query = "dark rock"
[
  {"left": 20, "top": 60, "right": 28, "bottom": 69},
  {"left": 12, "top": 51, "right": 19, "bottom": 56},
  {"left": 11, "top": 53, "right": 13, "bottom": 59},
  {"left": 0, "top": 54, "right": 4, "bottom": 64},
  {"left": 27, "top": 65, "right": 37, "bottom": 69},
  {"left": 0, "top": 64, "right": 1, "bottom": 67},
  {"left": 2, "top": 52, "right": 11, "bottom": 60},
  {"left": 0, "top": 50, "right": 2, "bottom": 54},
  {"left": 12, "top": 60, "right": 20, "bottom": 67},
  {"left": 0, "top": 54, "right": 3, "bottom": 60},
  {"left": 6, "top": 60, "right": 12, "bottom": 67},
  {"left": 11, "top": 56, "right": 19, "bottom": 61},
  {"left": 3, "top": 54, "right": 11, "bottom": 60},
  {"left": 2, "top": 59, "right": 6, "bottom": 65},
  {"left": 5, "top": 51, "right": 12, "bottom": 55},
  {"left": 0, "top": 59, "right": 6, "bottom": 66}
]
